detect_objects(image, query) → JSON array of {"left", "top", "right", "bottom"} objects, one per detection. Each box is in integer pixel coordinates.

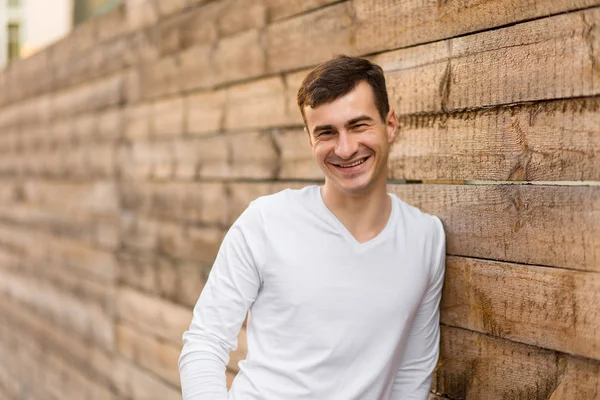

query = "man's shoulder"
[
  {"left": 240, "top": 185, "right": 315, "bottom": 233},
  {"left": 251, "top": 185, "right": 314, "bottom": 212},
  {"left": 390, "top": 193, "right": 444, "bottom": 237}
]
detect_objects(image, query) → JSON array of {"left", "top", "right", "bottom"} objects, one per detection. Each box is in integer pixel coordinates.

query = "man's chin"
[{"left": 327, "top": 176, "right": 373, "bottom": 196}]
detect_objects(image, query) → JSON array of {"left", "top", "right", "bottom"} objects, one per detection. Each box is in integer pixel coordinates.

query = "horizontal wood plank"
[
  {"left": 0, "top": 205, "right": 118, "bottom": 255},
  {"left": 0, "top": 316, "right": 117, "bottom": 400},
  {"left": 390, "top": 98, "right": 600, "bottom": 181},
  {"left": 0, "top": 298, "right": 115, "bottom": 391},
  {"left": 273, "top": 129, "right": 324, "bottom": 180},
  {"left": 122, "top": 132, "right": 282, "bottom": 182},
  {"left": 388, "top": 184, "right": 600, "bottom": 272},
  {"left": 7, "top": 0, "right": 596, "bottom": 106},
  {"left": 117, "top": 286, "right": 191, "bottom": 345},
  {"left": 373, "top": 8, "right": 600, "bottom": 115},
  {"left": 5, "top": 141, "right": 119, "bottom": 180},
  {"left": 442, "top": 256, "right": 600, "bottom": 360},
  {"left": 264, "top": 0, "right": 341, "bottom": 22},
  {"left": 120, "top": 181, "right": 229, "bottom": 226},
  {"left": 224, "top": 76, "right": 293, "bottom": 131},
  {"left": 0, "top": 251, "right": 113, "bottom": 312},
  {"left": 0, "top": 269, "right": 115, "bottom": 350},
  {"left": 50, "top": 73, "right": 125, "bottom": 119},
  {"left": 120, "top": 214, "right": 224, "bottom": 264},
  {"left": 0, "top": 224, "right": 117, "bottom": 283},
  {"left": 21, "top": 179, "right": 120, "bottom": 215},
  {"left": 112, "top": 357, "right": 181, "bottom": 400},
  {"left": 116, "top": 323, "right": 182, "bottom": 388},
  {"left": 0, "top": 323, "right": 58, "bottom": 400},
  {"left": 266, "top": 2, "right": 354, "bottom": 73},
  {"left": 435, "top": 325, "right": 600, "bottom": 399},
  {"left": 118, "top": 252, "right": 208, "bottom": 308},
  {"left": 354, "top": 0, "right": 600, "bottom": 55}
]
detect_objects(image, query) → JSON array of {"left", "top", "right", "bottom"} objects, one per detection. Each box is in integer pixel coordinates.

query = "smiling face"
[{"left": 304, "top": 81, "right": 398, "bottom": 197}]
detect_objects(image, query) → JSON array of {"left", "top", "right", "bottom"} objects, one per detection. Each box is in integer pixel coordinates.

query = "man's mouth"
[{"left": 331, "top": 156, "right": 369, "bottom": 168}]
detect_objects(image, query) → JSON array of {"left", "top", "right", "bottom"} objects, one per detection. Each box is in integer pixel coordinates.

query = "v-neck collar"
[{"left": 312, "top": 185, "right": 397, "bottom": 252}]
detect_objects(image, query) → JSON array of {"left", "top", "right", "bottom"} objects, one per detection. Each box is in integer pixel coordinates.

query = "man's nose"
[{"left": 334, "top": 130, "right": 358, "bottom": 159}]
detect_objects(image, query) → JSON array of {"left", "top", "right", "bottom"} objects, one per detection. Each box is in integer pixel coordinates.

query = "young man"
[{"left": 179, "top": 55, "right": 446, "bottom": 400}]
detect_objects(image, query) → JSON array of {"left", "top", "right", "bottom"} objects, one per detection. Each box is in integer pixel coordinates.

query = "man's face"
[{"left": 304, "top": 81, "right": 397, "bottom": 196}]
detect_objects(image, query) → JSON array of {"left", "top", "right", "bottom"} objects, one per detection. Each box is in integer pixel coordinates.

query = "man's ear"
[
  {"left": 305, "top": 126, "right": 314, "bottom": 149},
  {"left": 386, "top": 109, "right": 398, "bottom": 144}
]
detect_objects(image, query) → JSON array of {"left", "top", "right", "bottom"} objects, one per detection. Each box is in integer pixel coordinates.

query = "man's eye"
[
  {"left": 318, "top": 131, "right": 333, "bottom": 136},
  {"left": 353, "top": 124, "right": 367, "bottom": 129}
]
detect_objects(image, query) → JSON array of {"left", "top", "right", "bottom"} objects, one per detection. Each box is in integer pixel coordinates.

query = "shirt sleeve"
[
  {"left": 179, "top": 201, "right": 265, "bottom": 400},
  {"left": 390, "top": 215, "right": 446, "bottom": 400}
]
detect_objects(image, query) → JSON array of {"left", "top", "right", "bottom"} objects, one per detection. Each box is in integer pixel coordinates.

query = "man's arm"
[
  {"left": 391, "top": 216, "right": 446, "bottom": 400},
  {"left": 179, "top": 202, "right": 265, "bottom": 400}
]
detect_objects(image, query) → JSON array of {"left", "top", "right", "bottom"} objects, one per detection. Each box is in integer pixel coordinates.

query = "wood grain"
[
  {"left": 0, "top": 324, "right": 57, "bottom": 400},
  {"left": 117, "top": 286, "right": 191, "bottom": 345},
  {"left": 0, "top": 298, "right": 115, "bottom": 391},
  {"left": 6, "top": 0, "right": 594, "bottom": 107},
  {"left": 389, "top": 98, "right": 600, "bottom": 181},
  {"left": 116, "top": 323, "right": 182, "bottom": 387},
  {"left": 120, "top": 214, "right": 224, "bottom": 264},
  {"left": 0, "top": 315, "right": 117, "bottom": 400},
  {"left": 228, "top": 131, "right": 280, "bottom": 179},
  {"left": 388, "top": 183, "right": 600, "bottom": 272},
  {"left": 442, "top": 256, "right": 600, "bottom": 360},
  {"left": 0, "top": 201, "right": 118, "bottom": 252},
  {"left": 435, "top": 325, "right": 600, "bottom": 400},
  {"left": 428, "top": 394, "right": 446, "bottom": 400},
  {"left": 354, "top": 0, "right": 600, "bottom": 55},
  {"left": 185, "top": 90, "right": 226, "bottom": 136},
  {"left": 372, "top": 8, "right": 600, "bottom": 115},
  {"left": 120, "top": 180, "right": 230, "bottom": 226},
  {"left": 21, "top": 179, "right": 120, "bottom": 216},
  {"left": 50, "top": 73, "right": 125, "bottom": 119},
  {"left": 0, "top": 248, "right": 113, "bottom": 313},
  {"left": 0, "top": 0, "right": 598, "bottom": 399},
  {"left": 266, "top": 2, "right": 354, "bottom": 73},
  {"left": 273, "top": 129, "right": 324, "bottom": 180},
  {"left": 0, "top": 223, "right": 117, "bottom": 283},
  {"left": 0, "top": 268, "right": 115, "bottom": 350},
  {"left": 264, "top": 0, "right": 341, "bottom": 22},
  {"left": 224, "top": 76, "right": 292, "bottom": 131}
]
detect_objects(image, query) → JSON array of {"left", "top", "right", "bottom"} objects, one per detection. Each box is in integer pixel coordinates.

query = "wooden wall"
[{"left": 0, "top": 0, "right": 598, "bottom": 399}]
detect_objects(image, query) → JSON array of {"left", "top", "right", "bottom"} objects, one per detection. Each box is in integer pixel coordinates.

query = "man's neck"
[{"left": 321, "top": 179, "right": 392, "bottom": 244}]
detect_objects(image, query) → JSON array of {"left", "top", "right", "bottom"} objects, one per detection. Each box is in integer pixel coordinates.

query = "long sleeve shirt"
[{"left": 179, "top": 185, "right": 446, "bottom": 400}]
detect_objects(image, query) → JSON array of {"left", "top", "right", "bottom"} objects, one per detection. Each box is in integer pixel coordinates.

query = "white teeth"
[{"left": 337, "top": 158, "right": 367, "bottom": 168}]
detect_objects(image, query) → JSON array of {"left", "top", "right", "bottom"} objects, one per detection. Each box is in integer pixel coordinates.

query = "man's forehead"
[{"left": 304, "top": 82, "right": 378, "bottom": 130}]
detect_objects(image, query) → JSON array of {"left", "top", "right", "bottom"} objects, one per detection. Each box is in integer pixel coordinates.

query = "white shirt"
[{"left": 179, "top": 185, "right": 446, "bottom": 400}]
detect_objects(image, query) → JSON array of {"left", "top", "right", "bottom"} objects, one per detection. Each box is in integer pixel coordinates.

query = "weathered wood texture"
[
  {"left": 442, "top": 256, "right": 600, "bottom": 360},
  {"left": 0, "top": 0, "right": 598, "bottom": 399},
  {"left": 391, "top": 98, "right": 600, "bottom": 181},
  {"left": 435, "top": 326, "right": 600, "bottom": 399},
  {"left": 212, "top": 181, "right": 600, "bottom": 269},
  {"left": 388, "top": 184, "right": 600, "bottom": 272}
]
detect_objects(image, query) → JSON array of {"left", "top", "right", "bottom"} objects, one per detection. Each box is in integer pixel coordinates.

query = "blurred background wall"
[
  {"left": 0, "top": 0, "right": 599, "bottom": 399},
  {"left": 0, "top": 0, "right": 120, "bottom": 68}
]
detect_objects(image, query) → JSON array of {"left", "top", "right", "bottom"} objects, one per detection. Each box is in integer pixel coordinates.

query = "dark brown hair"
[{"left": 297, "top": 55, "right": 390, "bottom": 125}]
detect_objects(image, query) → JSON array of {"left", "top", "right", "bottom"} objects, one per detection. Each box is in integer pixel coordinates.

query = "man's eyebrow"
[
  {"left": 312, "top": 124, "right": 335, "bottom": 134},
  {"left": 345, "top": 115, "right": 375, "bottom": 127},
  {"left": 312, "top": 116, "right": 375, "bottom": 134}
]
